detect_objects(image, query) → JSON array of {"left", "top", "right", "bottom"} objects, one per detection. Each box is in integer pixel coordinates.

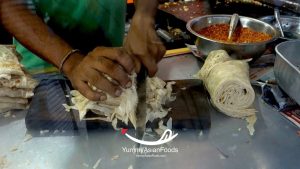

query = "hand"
[
  {"left": 124, "top": 12, "right": 166, "bottom": 76},
  {"left": 63, "top": 47, "right": 134, "bottom": 101}
]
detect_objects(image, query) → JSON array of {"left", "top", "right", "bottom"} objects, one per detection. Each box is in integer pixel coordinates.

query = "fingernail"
[
  {"left": 100, "top": 95, "right": 107, "bottom": 101},
  {"left": 115, "top": 89, "right": 122, "bottom": 97},
  {"left": 126, "top": 81, "right": 132, "bottom": 88}
]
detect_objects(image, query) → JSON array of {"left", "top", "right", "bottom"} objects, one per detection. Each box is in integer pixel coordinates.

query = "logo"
[{"left": 121, "top": 128, "right": 178, "bottom": 146}]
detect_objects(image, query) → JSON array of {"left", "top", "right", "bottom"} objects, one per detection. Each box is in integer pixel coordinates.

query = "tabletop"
[{"left": 0, "top": 54, "right": 299, "bottom": 169}]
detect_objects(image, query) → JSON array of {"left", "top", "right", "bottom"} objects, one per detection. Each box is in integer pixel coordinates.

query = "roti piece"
[
  {"left": 68, "top": 75, "right": 138, "bottom": 129},
  {"left": 65, "top": 75, "right": 176, "bottom": 130},
  {"left": 0, "top": 87, "right": 34, "bottom": 98},
  {"left": 0, "top": 75, "right": 38, "bottom": 89},
  {"left": 0, "top": 102, "right": 28, "bottom": 113},
  {"left": 0, "top": 46, "right": 24, "bottom": 76},
  {"left": 196, "top": 50, "right": 232, "bottom": 80},
  {"left": 0, "top": 96, "right": 28, "bottom": 104},
  {"left": 0, "top": 45, "right": 38, "bottom": 89}
]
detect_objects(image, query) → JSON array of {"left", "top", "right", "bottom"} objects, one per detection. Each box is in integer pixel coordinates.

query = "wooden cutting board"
[
  {"left": 85, "top": 79, "right": 212, "bottom": 130},
  {"left": 163, "top": 79, "right": 211, "bottom": 130},
  {"left": 25, "top": 79, "right": 211, "bottom": 131}
]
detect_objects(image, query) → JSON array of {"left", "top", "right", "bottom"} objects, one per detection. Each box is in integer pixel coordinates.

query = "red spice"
[{"left": 197, "top": 24, "right": 272, "bottom": 43}]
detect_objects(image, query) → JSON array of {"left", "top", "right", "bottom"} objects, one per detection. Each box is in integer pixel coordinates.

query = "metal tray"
[{"left": 274, "top": 40, "right": 300, "bottom": 105}]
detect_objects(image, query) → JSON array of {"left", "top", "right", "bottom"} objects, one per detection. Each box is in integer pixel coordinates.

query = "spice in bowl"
[{"left": 197, "top": 24, "right": 272, "bottom": 43}]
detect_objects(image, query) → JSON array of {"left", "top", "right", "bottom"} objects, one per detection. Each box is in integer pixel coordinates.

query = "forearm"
[
  {"left": 125, "top": 0, "right": 165, "bottom": 76},
  {"left": 134, "top": 0, "right": 159, "bottom": 17},
  {"left": 0, "top": 0, "right": 83, "bottom": 74}
]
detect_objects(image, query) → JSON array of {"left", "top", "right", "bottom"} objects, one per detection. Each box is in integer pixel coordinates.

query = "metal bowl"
[
  {"left": 186, "top": 15, "right": 278, "bottom": 59},
  {"left": 260, "top": 15, "right": 300, "bottom": 40},
  {"left": 274, "top": 40, "right": 300, "bottom": 105}
]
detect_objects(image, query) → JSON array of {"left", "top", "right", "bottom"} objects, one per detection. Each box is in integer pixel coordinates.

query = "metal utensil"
[
  {"left": 228, "top": 13, "right": 239, "bottom": 40},
  {"left": 274, "top": 8, "right": 285, "bottom": 37},
  {"left": 135, "top": 66, "right": 148, "bottom": 147}
]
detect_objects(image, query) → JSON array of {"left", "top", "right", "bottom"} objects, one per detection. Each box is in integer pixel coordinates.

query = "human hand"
[
  {"left": 63, "top": 47, "right": 134, "bottom": 101},
  {"left": 124, "top": 13, "right": 166, "bottom": 76}
]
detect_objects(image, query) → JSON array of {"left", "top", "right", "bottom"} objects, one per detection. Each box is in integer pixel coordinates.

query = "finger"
[
  {"left": 85, "top": 68, "right": 123, "bottom": 97},
  {"left": 76, "top": 80, "right": 107, "bottom": 101},
  {"left": 127, "top": 49, "right": 157, "bottom": 76},
  {"left": 156, "top": 44, "right": 166, "bottom": 62},
  {"left": 123, "top": 43, "right": 141, "bottom": 73},
  {"left": 132, "top": 56, "right": 141, "bottom": 73},
  {"left": 93, "top": 47, "right": 135, "bottom": 74},
  {"left": 140, "top": 30, "right": 163, "bottom": 76},
  {"left": 94, "top": 56, "right": 132, "bottom": 88},
  {"left": 123, "top": 30, "right": 158, "bottom": 76},
  {"left": 148, "top": 31, "right": 166, "bottom": 62},
  {"left": 138, "top": 53, "right": 157, "bottom": 77},
  {"left": 148, "top": 43, "right": 166, "bottom": 63}
]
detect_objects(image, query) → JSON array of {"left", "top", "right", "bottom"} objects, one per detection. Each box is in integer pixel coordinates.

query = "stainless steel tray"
[{"left": 274, "top": 40, "right": 300, "bottom": 105}]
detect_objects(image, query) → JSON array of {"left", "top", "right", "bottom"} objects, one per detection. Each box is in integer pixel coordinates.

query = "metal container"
[
  {"left": 186, "top": 15, "right": 278, "bottom": 59},
  {"left": 260, "top": 15, "right": 300, "bottom": 40},
  {"left": 274, "top": 40, "right": 300, "bottom": 105}
]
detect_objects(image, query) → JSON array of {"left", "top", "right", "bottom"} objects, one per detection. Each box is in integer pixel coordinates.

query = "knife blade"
[{"left": 135, "top": 66, "right": 148, "bottom": 147}]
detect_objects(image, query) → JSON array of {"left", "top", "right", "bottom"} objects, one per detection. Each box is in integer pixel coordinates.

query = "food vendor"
[{"left": 0, "top": 0, "right": 165, "bottom": 101}]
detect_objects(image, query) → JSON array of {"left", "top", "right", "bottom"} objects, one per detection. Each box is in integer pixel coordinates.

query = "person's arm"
[
  {"left": 124, "top": 0, "right": 165, "bottom": 76},
  {"left": 0, "top": 0, "right": 81, "bottom": 73},
  {"left": 0, "top": 0, "right": 134, "bottom": 101},
  {"left": 135, "top": 0, "right": 158, "bottom": 17}
]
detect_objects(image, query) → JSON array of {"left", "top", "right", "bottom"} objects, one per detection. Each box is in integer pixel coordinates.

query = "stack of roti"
[
  {"left": 0, "top": 45, "right": 38, "bottom": 113},
  {"left": 196, "top": 50, "right": 256, "bottom": 118},
  {"left": 64, "top": 75, "right": 175, "bottom": 130}
]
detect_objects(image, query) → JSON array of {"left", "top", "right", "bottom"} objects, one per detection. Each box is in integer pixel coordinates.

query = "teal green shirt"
[{"left": 14, "top": 0, "right": 126, "bottom": 74}]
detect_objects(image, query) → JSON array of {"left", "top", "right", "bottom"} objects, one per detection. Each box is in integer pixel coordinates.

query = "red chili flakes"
[{"left": 197, "top": 24, "right": 272, "bottom": 43}]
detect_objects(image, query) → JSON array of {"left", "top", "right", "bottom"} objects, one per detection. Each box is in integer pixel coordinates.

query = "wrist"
[
  {"left": 61, "top": 51, "right": 84, "bottom": 76},
  {"left": 134, "top": 0, "right": 158, "bottom": 18},
  {"left": 132, "top": 12, "right": 155, "bottom": 27}
]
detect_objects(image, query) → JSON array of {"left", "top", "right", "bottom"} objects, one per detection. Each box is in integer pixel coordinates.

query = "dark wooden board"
[
  {"left": 163, "top": 79, "right": 211, "bottom": 129},
  {"left": 25, "top": 79, "right": 211, "bottom": 131}
]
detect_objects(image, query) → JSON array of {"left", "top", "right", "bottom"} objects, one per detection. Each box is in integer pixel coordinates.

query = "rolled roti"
[{"left": 196, "top": 50, "right": 256, "bottom": 118}]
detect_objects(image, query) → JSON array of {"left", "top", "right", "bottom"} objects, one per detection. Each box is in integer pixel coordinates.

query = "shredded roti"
[{"left": 64, "top": 75, "right": 175, "bottom": 129}]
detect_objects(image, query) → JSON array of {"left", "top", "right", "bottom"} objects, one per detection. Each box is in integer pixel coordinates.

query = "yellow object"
[{"left": 164, "top": 48, "right": 191, "bottom": 57}]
